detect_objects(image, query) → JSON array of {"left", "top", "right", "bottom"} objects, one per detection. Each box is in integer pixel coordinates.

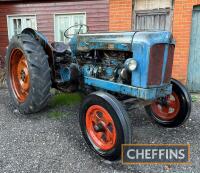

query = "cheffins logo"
[{"left": 122, "top": 144, "right": 191, "bottom": 165}]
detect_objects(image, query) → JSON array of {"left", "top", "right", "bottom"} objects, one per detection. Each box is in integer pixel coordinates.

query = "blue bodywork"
[
  {"left": 21, "top": 28, "right": 174, "bottom": 100},
  {"left": 69, "top": 31, "right": 174, "bottom": 100}
]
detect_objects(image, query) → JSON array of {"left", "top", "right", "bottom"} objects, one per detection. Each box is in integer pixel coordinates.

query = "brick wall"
[
  {"left": 109, "top": 0, "right": 132, "bottom": 31},
  {"left": 172, "top": 0, "right": 200, "bottom": 84},
  {"left": 109, "top": 0, "right": 200, "bottom": 84}
]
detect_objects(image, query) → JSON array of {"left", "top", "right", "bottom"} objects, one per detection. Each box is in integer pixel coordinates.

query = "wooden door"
[{"left": 187, "top": 6, "right": 200, "bottom": 91}]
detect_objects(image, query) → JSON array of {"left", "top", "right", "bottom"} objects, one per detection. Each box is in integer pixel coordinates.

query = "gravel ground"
[{"left": 0, "top": 89, "right": 199, "bottom": 173}]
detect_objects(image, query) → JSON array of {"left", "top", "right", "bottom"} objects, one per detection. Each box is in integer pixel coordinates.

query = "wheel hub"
[
  {"left": 20, "top": 70, "right": 26, "bottom": 81},
  {"left": 86, "top": 105, "right": 117, "bottom": 151},
  {"left": 151, "top": 92, "right": 181, "bottom": 121},
  {"left": 93, "top": 123, "right": 104, "bottom": 132}
]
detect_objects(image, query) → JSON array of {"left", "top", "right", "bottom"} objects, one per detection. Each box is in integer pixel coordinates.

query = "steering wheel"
[{"left": 64, "top": 24, "right": 89, "bottom": 38}]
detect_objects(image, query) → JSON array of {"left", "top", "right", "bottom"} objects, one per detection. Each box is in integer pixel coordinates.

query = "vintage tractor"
[{"left": 6, "top": 25, "right": 191, "bottom": 160}]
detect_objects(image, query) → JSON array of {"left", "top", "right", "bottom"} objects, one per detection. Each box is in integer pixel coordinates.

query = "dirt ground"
[
  {"left": 0, "top": 68, "right": 6, "bottom": 88},
  {"left": 0, "top": 89, "right": 199, "bottom": 173}
]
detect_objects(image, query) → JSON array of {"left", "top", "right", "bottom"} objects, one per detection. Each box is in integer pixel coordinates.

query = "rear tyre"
[
  {"left": 79, "top": 91, "right": 132, "bottom": 160},
  {"left": 145, "top": 79, "right": 192, "bottom": 127},
  {"left": 6, "top": 34, "right": 52, "bottom": 114}
]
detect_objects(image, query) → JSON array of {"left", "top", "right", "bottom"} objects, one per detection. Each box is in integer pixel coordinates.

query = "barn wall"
[
  {"left": 172, "top": 0, "right": 200, "bottom": 84},
  {"left": 0, "top": 0, "right": 109, "bottom": 58}
]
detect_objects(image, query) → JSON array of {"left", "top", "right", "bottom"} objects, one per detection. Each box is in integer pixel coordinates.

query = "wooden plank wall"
[
  {"left": 187, "top": 6, "right": 200, "bottom": 91},
  {"left": 0, "top": 0, "right": 109, "bottom": 58}
]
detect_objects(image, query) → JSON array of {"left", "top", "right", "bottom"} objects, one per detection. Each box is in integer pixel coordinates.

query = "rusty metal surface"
[
  {"left": 77, "top": 32, "right": 135, "bottom": 52},
  {"left": 164, "top": 45, "right": 174, "bottom": 84},
  {"left": 148, "top": 44, "right": 165, "bottom": 86}
]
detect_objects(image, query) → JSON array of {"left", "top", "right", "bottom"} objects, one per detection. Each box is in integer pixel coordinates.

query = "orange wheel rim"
[
  {"left": 10, "top": 48, "right": 30, "bottom": 102},
  {"left": 151, "top": 92, "right": 180, "bottom": 121},
  {"left": 86, "top": 105, "right": 117, "bottom": 151}
]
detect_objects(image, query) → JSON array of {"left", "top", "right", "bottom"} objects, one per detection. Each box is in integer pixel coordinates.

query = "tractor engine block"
[
  {"left": 80, "top": 50, "right": 132, "bottom": 83},
  {"left": 55, "top": 50, "right": 132, "bottom": 85}
]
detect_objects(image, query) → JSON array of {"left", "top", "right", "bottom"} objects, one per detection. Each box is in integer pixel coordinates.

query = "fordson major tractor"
[{"left": 5, "top": 25, "right": 191, "bottom": 160}]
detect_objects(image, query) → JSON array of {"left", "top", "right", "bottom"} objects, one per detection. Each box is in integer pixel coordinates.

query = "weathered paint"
[
  {"left": 77, "top": 32, "right": 135, "bottom": 52},
  {"left": 187, "top": 6, "right": 200, "bottom": 92},
  {"left": 131, "top": 31, "right": 174, "bottom": 88},
  {"left": 69, "top": 31, "right": 175, "bottom": 99},
  {"left": 84, "top": 76, "right": 172, "bottom": 100},
  {"left": 161, "top": 44, "right": 169, "bottom": 84},
  {"left": 22, "top": 28, "right": 175, "bottom": 100}
]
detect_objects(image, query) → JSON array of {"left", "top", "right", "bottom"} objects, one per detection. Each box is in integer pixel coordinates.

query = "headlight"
[{"left": 125, "top": 58, "right": 137, "bottom": 72}]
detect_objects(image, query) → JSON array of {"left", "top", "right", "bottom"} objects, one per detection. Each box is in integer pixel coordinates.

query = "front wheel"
[
  {"left": 145, "top": 79, "right": 192, "bottom": 127},
  {"left": 79, "top": 91, "right": 132, "bottom": 160}
]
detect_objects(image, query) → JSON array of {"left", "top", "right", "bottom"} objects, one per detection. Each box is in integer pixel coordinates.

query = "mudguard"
[{"left": 21, "top": 28, "right": 56, "bottom": 81}]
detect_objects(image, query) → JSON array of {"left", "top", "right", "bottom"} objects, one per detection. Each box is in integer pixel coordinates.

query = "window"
[
  {"left": 134, "top": 0, "right": 173, "bottom": 31},
  {"left": 7, "top": 15, "right": 37, "bottom": 39},
  {"left": 54, "top": 13, "right": 86, "bottom": 42}
]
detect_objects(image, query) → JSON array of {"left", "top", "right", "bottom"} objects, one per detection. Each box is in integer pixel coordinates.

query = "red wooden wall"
[{"left": 0, "top": 0, "right": 109, "bottom": 59}]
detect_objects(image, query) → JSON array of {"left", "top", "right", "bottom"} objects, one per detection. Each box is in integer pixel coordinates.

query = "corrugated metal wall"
[{"left": 0, "top": 0, "right": 109, "bottom": 58}]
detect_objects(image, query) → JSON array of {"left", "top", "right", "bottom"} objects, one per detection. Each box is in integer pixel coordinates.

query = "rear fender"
[
  {"left": 22, "top": 28, "right": 53, "bottom": 60},
  {"left": 21, "top": 28, "right": 56, "bottom": 81}
]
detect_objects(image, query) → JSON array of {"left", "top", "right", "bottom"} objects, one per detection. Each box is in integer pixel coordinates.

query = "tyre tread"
[{"left": 6, "top": 34, "right": 52, "bottom": 114}]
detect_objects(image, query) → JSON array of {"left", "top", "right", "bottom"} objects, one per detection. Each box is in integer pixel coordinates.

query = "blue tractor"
[{"left": 6, "top": 25, "right": 191, "bottom": 160}]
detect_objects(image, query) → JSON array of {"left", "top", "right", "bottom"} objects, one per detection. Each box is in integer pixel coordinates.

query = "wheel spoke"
[
  {"left": 95, "top": 111, "right": 102, "bottom": 121},
  {"left": 96, "top": 132, "right": 104, "bottom": 142},
  {"left": 101, "top": 133, "right": 107, "bottom": 142},
  {"left": 161, "top": 106, "right": 169, "bottom": 113},
  {"left": 91, "top": 112, "right": 100, "bottom": 123},
  {"left": 105, "top": 127, "right": 113, "bottom": 142}
]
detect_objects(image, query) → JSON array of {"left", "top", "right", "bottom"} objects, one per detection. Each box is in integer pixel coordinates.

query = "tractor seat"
[{"left": 51, "top": 42, "right": 70, "bottom": 54}]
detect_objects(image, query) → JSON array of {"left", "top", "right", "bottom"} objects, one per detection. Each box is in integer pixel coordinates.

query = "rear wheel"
[
  {"left": 6, "top": 34, "right": 52, "bottom": 114},
  {"left": 145, "top": 79, "right": 192, "bottom": 127},
  {"left": 79, "top": 91, "right": 132, "bottom": 160}
]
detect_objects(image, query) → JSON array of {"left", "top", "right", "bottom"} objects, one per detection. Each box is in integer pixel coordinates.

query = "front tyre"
[
  {"left": 79, "top": 91, "right": 132, "bottom": 160},
  {"left": 145, "top": 79, "right": 192, "bottom": 127},
  {"left": 6, "top": 34, "right": 52, "bottom": 114}
]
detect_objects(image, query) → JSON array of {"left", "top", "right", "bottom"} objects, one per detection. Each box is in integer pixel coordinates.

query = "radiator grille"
[
  {"left": 148, "top": 44, "right": 174, "bottom": 86},
  {"left": 148, "top": 44, "right": 165, "bottom": 86}
]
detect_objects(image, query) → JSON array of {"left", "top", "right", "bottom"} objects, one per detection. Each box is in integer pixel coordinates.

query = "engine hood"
[
  {"left": 75, "top": 31, "right": 173, "bottom": 52},
  {"left": 77, "top": 32, "right": 136, "bottom": 52}
]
